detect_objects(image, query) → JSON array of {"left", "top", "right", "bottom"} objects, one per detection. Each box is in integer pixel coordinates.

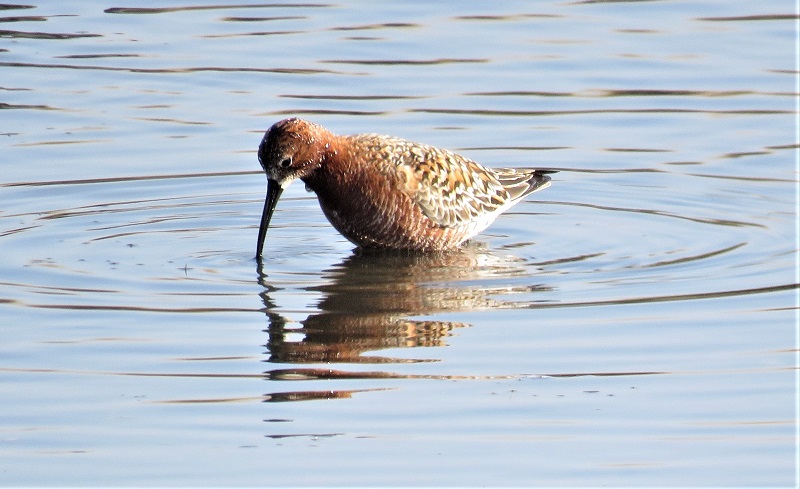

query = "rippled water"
[{"left": 1, "top": 1, "right": 798, "bottom": 486}]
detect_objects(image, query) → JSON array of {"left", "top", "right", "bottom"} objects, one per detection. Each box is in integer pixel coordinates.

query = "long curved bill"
[{"left": 256, "top": 179, "right": 283, "bottom": 259}]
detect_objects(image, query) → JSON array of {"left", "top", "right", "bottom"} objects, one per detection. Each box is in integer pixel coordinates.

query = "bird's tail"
[{"left": 496, "top": 168, "right": 557, "bottom": 200}]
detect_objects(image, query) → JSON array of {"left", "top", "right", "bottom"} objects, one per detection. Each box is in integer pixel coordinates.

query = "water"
[{"left": 1, "top": 0, "right": 798, "bottom": 486}]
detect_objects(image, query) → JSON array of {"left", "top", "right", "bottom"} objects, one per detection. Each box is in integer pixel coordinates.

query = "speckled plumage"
[{"left": 256, "top": 118, "right": 554, "bottom": 256}]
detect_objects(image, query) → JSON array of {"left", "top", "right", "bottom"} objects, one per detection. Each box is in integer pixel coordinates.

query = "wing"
[
  {"left": 356, "top": 134, "right": 549, "bottom": 228},
  {"left": 411, "top": 150, "right": 510, "bottom": 228}
]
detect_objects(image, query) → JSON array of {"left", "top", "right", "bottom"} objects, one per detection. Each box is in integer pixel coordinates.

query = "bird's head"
[{"left": 255, "top": 118, "right": 333, "bottom": 258}]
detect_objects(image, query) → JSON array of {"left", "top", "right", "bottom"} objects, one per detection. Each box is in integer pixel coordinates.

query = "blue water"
[{"left": 1, "top": 0, "right": 797, "bottom": 486}]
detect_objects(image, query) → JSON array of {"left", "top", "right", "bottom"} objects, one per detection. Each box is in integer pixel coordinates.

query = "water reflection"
[
  {"left": 256, "top": 247, "right": 553, "bottom": 403},
  {"left": 258, "top": 246, "right": 549, "bottom": 366}
]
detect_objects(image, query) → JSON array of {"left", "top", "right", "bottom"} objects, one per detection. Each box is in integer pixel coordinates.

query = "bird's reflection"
[
  {"left": 257, "top": 244, "right": 548, "bottom": 368},
  {"left": 255, "top": 244, "right": 551, "bottom": 406}
]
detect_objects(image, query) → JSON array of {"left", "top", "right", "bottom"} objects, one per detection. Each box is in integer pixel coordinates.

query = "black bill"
[{"left": 256, "top": 178, "right": 284, "bottom": 258}]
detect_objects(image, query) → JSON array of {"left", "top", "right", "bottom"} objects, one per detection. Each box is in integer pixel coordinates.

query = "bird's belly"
[{"left": 316, "top": 195, "right": 471, "bottom": 251}]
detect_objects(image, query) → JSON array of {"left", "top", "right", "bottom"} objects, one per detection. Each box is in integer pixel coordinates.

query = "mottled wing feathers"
[
  {"left": 424, "top": 164, "right": 508, "bottom": 227},
  {"left": 354, "top": 134, "right": 551, "bottom": 229}
]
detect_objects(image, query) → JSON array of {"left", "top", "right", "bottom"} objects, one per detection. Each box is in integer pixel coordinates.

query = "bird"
[{"left": 256, "top": 118, "right": 555, "bottom": 257}]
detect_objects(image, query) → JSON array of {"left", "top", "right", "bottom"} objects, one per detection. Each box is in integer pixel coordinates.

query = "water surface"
[{"left": 1, "top": 0, "right": 797, "bottom": 486}]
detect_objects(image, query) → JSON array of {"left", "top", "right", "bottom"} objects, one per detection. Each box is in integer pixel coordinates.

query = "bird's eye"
[{"left": 279, "top": 157, "right": 292, "bottom": 168}]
